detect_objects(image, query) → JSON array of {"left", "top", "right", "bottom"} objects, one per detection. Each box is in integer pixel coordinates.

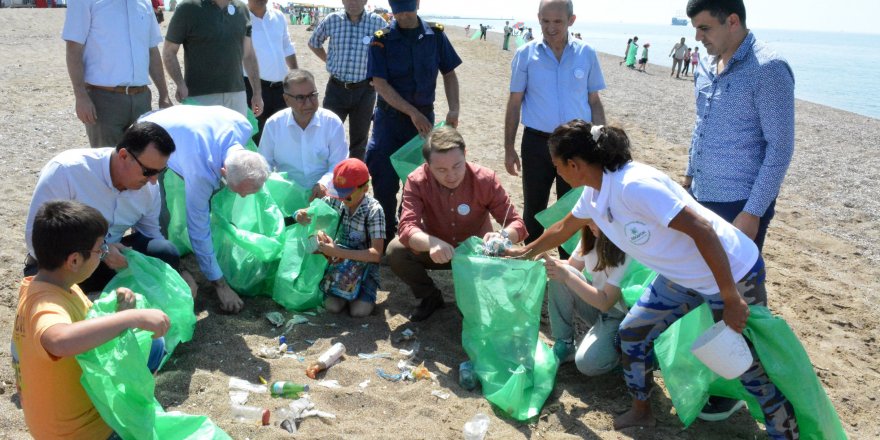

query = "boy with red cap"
[{"left": 294, "top": 158, "right": 386, "bottom": 317}]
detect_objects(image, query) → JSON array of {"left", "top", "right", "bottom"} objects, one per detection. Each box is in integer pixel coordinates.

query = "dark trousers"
[
  {"left": 323, "top": 79, "right": 377, "bottom": 161},
  {"left": 521, "top": 127, "right": 572, "bottom": 245},
  {"left": 85, "top": 88, "right": 152, "bottom": 148},
  {"left": 698, "top": 198, "right": 776, "bottom": 252},
  {"left": 365, "top": 103, "right": 434, "bottom": 241},
  {"left": 387, "top": 237, "right": 450, "bottom": 299},
  {"left": 23, "top": 232, "right": 181, "bottom": 293},
  {"left": 245, "top": 77, "right": 287, "bottom": 145}
]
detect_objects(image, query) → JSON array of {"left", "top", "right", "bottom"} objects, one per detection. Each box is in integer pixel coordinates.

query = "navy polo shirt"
[{"left": 367, "top": 18, "right": 462, "bottom": 107}]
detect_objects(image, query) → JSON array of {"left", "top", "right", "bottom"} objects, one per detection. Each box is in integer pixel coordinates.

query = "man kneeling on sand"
[
  {"left": 24, "top": 122, "right": 197, "bottom": 296},
  {"left": 387, "top": 126, "right": 527, "bottom": 322}
]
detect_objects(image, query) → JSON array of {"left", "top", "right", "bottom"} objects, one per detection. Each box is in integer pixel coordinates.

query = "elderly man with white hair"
[{"left": 141, "top": 105, "right": 270, "bottom": 313}]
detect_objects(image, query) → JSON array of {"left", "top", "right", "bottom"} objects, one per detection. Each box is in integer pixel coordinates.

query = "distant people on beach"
[
  {"left": 681, "top": 47, "right": 693, "bottom": 76},
  {"left": 637, "top": 43, "right": 649, "bottom": 72},
  {"left": 620, "top": 38, "right": 632, "bottom": 65},
  {"left": 479, "top": 23, "right": 488, "bottom": 40},
  {"left": 524, "top": 27, "right": 533, "bottom": 41},
  {"left": 625, "top": 36, "right": 639, "bottom": 68},
  {"left": 684, "top": 0, "right": 795, "bottom": 423},
  {"left": 504, "top": 0, "right": 606, "bottom": 253},
  {"left": 465, "top": 24, "right": 470, "bottom": 36},
  {"left": 669, "top": 37, "right": 688, "bottom": 78},
  {"left": 691, "top": 46, "right": 700, "bottom": 76},
  {"left": 503, "top": 21, "right": 513, "bottom": 50}
]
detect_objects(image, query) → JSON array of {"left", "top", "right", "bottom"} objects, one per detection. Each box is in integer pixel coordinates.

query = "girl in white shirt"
[
  {"left": 545, "top": 221, "right": 630, "bottom": 377},
  {"left": 509, "top": 120, "right": 796, "bottom": 437}
]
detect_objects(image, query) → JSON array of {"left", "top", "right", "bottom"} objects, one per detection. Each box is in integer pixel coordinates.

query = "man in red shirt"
[{"left": 388, "top": 126, "right": 527, "bottom": 321}]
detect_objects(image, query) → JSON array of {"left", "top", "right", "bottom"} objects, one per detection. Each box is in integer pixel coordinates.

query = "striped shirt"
[
  {"left": 687, "top": 32, "right": 795, "bottom": 217},
  {"left": 308, "top": 11, "right": 387, "bottom": 82}
]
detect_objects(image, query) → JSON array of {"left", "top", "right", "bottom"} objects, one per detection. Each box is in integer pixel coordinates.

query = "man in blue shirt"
[
  {"left": 684, "top": 0, "right": 795, "bottom": 423},
  {"left": 365, "top": 0, "right": 462, "bottom": 242},
  {"left": 504, "top": 0, "right": 606, "bottom": 250},
  {"left": 308, "top": 0, "right": 387, "bottom": 160}
]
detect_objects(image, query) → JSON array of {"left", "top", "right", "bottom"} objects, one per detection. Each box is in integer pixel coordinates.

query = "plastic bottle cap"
[
  {"left": 303, "top": 384, "right": 310, "bottom": 392},
  {"left": 261, "top": 409, "right": 271, "bottom": 426}
]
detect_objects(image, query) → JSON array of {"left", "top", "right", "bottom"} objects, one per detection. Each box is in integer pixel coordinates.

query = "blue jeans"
[{"left": 618, "top": 257, "right": 798, "bottom": 439}]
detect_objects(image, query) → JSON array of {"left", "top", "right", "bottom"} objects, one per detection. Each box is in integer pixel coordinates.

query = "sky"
[{"left": 341, "top": 0, "right": 879, "bottom": 35}]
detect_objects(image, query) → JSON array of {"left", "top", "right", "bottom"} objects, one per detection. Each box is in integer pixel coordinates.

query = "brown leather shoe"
[{"left": 409, "top": 293, "right": 445, "bottom": 322}]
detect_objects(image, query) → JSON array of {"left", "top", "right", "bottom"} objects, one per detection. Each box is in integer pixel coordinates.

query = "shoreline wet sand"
[{"left": 0, "top": 10, "right": 877, "bottom": 439}]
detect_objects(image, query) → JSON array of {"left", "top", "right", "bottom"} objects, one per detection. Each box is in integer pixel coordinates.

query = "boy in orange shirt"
[{"left": 11, "top": 200, "right": 171, "bottom": 440}]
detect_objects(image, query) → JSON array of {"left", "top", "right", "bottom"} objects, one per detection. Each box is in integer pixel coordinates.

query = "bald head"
[{"left": 539, "top": 0, "right": 573, "bottom": 17}]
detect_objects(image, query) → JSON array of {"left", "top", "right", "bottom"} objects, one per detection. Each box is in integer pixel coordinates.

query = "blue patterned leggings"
[{"left": 618, "top": 257, "right": 798, "bottom": 439}]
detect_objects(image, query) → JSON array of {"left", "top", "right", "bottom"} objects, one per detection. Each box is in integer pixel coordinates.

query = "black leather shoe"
[{"left": 409, "top": 294, "right": 445, "bottom": 322}]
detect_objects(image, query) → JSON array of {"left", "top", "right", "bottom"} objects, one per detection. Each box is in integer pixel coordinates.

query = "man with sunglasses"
[
  {"left": 24, "top": 122, "right": 182, "bottom": 294},
  {"left": 259, "top": 69, "right": 348, "bottom": 201}
]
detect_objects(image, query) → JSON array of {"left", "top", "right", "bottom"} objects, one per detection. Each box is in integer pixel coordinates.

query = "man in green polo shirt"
[{"left": 163, "top": 0, "right": 264, "bottom": 118}]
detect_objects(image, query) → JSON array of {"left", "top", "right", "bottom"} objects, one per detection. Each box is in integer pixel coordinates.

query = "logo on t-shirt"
[{"left": 625, "top": 221, "right": 650, "bottom": 245}]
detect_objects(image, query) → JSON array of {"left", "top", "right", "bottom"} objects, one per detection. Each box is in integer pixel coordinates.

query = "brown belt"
[{"left": 86, "top": 84, "right": 149, "bottom": 95}]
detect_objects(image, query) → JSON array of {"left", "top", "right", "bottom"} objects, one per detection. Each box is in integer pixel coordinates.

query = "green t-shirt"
[{"left": 165, "top": 0, "right": 252, "bottom": 96}]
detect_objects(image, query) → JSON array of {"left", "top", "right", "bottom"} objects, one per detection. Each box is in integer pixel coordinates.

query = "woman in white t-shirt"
[
  {"left": 545, "top": 221, "right": 630, "bottom": 376},
  {"left": 508, "top": 120, "right": 796, "bottom": 438}
]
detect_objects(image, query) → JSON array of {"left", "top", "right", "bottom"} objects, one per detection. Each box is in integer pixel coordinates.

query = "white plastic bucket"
[{"left": 690, "top": 321, "right": 753, "bottom": 379}]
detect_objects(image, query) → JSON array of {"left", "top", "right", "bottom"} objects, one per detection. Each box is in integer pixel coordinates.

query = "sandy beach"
[{"left": 1, "top": 9, "right": 878, "bottom": 439}]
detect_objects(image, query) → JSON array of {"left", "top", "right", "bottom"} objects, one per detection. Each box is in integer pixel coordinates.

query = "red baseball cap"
[{"left": 328, "top": 158, "right": 370, "bottom": 199}]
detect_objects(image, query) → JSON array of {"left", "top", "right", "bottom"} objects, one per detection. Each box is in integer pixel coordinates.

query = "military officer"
[{"left": 365, "top": 0, "right": 462, "bottom": 242}]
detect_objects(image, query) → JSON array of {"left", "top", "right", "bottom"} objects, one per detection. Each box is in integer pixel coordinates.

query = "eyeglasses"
[
  {"left": 129, "top": 151, "right": 166, "bottom": 177},
  {"left": 81, "top": 242, "right": 110, "bottom": 261},
  {"left": 284, "top": 91, "right": 320, "bottom": 103}
]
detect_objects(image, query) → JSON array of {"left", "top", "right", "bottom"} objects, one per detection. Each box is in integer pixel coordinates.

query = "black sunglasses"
[{"left": 129, "top": 151, "right": 166, "bottom": 177}]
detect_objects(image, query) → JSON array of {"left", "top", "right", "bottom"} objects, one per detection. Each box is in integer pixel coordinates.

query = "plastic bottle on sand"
[
  {"left": 270, "top": 381, "right": 310, "bottom": 398},
  {"left": 231, "top": 404, "right": 270, "bottom": 425},
  {"left": 459, "top": 360, "right": 478, "bottom": 391},
  {"left": 305, "top": 342, "right": 345, "bottom": 379}
]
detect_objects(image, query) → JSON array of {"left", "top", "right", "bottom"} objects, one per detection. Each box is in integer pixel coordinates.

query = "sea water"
[{"left": 427, "top": 17, "right": 880, "bottom": 119}]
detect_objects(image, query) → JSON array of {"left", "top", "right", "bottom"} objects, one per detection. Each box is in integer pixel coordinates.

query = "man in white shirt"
[
  {"left": 62, "top": 0, "right": 172, "bottom": 148},
  {"left": 140, "top": 105, "right": 270, "bottom": 313},
  {"left": 669, "top": 37, "right": 688, "bottom": 78},
  {"left": 24, "top": 122, "right": 181, "bottom": 293},
  {"left": 245, "top": 0, "right": 298, "bottom": 144},
  {"left": 259, "top": 69, "right": 348, "bottom": 200}
]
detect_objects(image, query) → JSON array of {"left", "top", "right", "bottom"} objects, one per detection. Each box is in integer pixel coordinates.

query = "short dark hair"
[
  {"left": 686, "top": 0, "right": 746, "bottom": 26},
  {"left": 548, "top": 120, "right": 632, "bottom": 172},
  {"left": 423, "top": 125, "right": 466, "bottom": 162},
  {"left": 33, "top": 200, "right": 108, "bottom": 271},
  {"left": 116, "top": 121, "right": 175, "bottom": 156}
]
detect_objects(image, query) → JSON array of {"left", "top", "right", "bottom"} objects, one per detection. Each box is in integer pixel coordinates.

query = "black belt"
[
  {"left": 376, "top": 99, "right": 433, "bottom": 115},
  {"left": 524, "top": 127, "right": 553, "bottom": 138},
  {"left": 330, "top": 76, "right": 371, "bottom": 90},
  {"left": 260, "top": 79, "right": 284, "bottom": 89}
]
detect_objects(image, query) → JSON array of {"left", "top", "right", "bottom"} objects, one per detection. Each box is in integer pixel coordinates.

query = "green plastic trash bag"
[
  {"left": 534, "top": 187, "right": 584, "bottom": 255},
  {"left": 654, "top": 304, "right": 847, "bottom": 438},
  {"left": 272, "top": 198, "right": 340, "bottom": 311},
  {"left": 516, "top": 35, "right": 526, "bottom": 47},
  {"left": 470, "top": 30, "right": 482, "bottom": 41},
  {"left": 211, "top": 187, "right": 285, "bottom": 296},
  {"left": 452, "top": 237, "right": 558, "bottom": 421},
  {"left": 76, "top": 293, "right": 231, "bottom": 440},
  {"left": 389, "top": 121, "right": 445, "bottom": 183},
  {"left": 245, "top": 108, "right": 259, "bottom": 151},
  {"left": 619, "top": 260, "right": 657, "bottom": 308},
  {"left": 163, "top": 171, "right": 192, "bottom": 256},
  {"left": 263, "top": 172, "right": 310, "bottom": 217},
  {"left": 101, "top": 249, "right": 195, "bottom": 368}
]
